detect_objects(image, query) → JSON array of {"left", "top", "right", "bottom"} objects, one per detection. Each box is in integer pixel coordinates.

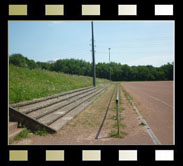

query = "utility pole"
[
  {"left": 109, "top": 48, "right": 111, "bottom": 81},
  {"left": 91, "top": 21, "right": 96, "bottom": 87}
]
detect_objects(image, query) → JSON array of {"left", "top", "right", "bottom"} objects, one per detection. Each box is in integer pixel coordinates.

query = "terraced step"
[
  {"left": 9, "top": 84, "right": 109, "bottom": 133},
  {"left": 26, "top": 87, "right": 99, "bottom": 119},
  {"left": 11, "top": 86, "right": 94, "bottom": 108},
  {"left": 18, "top": 86, "right": 97, "bottom": 114},
  {"left": 49, "top": 89, "right": 105, "bottom": 131},
  {"left": 38, "top": 87, "right": 104, "bottom": 126}
]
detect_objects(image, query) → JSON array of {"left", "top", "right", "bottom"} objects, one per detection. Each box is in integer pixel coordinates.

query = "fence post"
[{"left": 116, "top": 85, "right": 120, "bottom": 135}]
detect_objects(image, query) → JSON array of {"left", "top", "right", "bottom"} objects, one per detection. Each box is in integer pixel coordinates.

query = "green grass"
[
  {"left": 9, "top": 127, "right": 50, "bottom": 144},
  {"left": 13, "top": 129, "right": 31, "bottom": 141},
  {"left": 33, "top": 128, "right": 49, "bottom": 136},
  {"left": 16, "top": 128, "right": 49, "bottom": 137},
  {"left": 112, "top": 121, "right": 126, "bottom": 128},
  {"left": 121, "top": 85, "right": 133, "bottom": 106},
  {"left": 112, "top": 115, "right": 117, "bottom": 120},
  {"left": 109, "top": 130, "right": 127, "bottom": 138},
  {"left": 9, "top": 65, "right": 109, "bottom": 104}
]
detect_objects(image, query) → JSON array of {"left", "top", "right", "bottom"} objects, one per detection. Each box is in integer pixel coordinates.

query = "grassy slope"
[{"left": 9, "top": 65, "right": 109, "bottom": 104}]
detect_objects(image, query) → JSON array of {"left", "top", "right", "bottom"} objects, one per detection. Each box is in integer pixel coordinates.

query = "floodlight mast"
[
  {"left": 91, "top": 21, "right": 96, "bottom": 87},
  {"left": 109, "top": 48, "right": 111, "bottom": 81}
]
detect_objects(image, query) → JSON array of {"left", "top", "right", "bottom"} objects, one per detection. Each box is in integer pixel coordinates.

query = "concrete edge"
[{"left": 9, "top": 107, "right": 56, "bottom": 133}]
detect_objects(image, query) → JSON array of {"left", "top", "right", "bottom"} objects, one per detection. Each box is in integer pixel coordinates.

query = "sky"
[{"left": 9, "top": 21, "right": 174, "bottom": 67}]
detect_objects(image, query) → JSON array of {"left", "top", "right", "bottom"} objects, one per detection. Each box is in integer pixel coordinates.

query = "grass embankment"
[{"left": 9, "top": 64, "right": 109, "bottom": 104}]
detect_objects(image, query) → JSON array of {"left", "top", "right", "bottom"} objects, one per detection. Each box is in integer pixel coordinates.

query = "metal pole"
[
  {"left": 109, "top": 48, "right": 111, "bottom": 81},
  {"left": 91, "top": 21, "right": 96, "bottom": 87},
  {"left": 116, "top": 86, "right": 120, "bottom": 135}
]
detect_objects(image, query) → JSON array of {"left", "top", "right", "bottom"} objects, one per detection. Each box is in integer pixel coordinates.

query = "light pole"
[
  {"left": 109, "top": 48, "right": 111, "bottom": 81},
  {"left": 91, "top": 21, "right": 96, "bottom": 87}
]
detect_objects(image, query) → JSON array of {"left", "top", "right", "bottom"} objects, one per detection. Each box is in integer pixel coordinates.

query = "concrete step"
[
  {"left": 28, "top": 88, "right": 99, "bottom": 120},
  {"left": 18, "top": 86, "right": 97, "bottom": 114},
  {"left": 11, "top": 86, "right": 94, "bottom": 108},
  {"left": 9, "top": 84, "right": 110, "bottom": 133},
  {"left": 38, "top": 88, "right": 105, "bottom": 126},
  {"left": 50, "top": 89, "right": 105, "bottom": 131}
]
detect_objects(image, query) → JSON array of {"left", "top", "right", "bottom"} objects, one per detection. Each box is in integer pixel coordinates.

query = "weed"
[
  {"left": 10, "top": 127, "right": 49, "bottom": 144},
  {"left": 112, "top": 106, "right": 116, "bottom": 111},
  {"left": 33, "top": 128, "right": 49, "bottom": 136},
  {"left": 112, "top": 115, "right": 117, "bottom": 120},
  {"left": 109, "top": 130, "right": 127, "bottom": 138},
  {"left": 18, "top": 121, "right": 25, "bottom": 128},
  {"left": 121, "top": 85, "right": 133, "bottom": 107},
  {"left": 119, "top": 106, "right": 124, "bottom": 113},
  {"left": 14, "top": 129, "right": 31, "bottom": 141},
  {"left": 109, "top": 84, "right": 127, "bottom": 139},
  {"left": 112, "top": 122, "right": 126, "bottom": 128},
  {"left": 139, "top": 122, "right": 146, "bottom": 126}
]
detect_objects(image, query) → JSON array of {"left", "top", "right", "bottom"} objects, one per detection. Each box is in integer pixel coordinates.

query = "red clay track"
[{"left": 121, "top": 81, "right": 174, "bottom": 145}]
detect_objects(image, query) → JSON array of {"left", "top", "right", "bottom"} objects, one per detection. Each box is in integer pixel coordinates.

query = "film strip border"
[
  {"left": 7, "top": 149, "right": 176, "bottom": 162},
  {"left": 7, "top": 1, "right": 175, "bottom": 19},
  {"left": 8, "top": 4, "right": 174, "bottom": 16},
  {"left": 2, "top": 0, "right": 179, "bottom": 166}
]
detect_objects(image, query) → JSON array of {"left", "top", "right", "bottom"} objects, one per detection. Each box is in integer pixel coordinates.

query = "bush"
[
  {"left": 9, "top": 53, "right": 37, "bottom": 69},
  {"left": 9, "top": 54, "right": 28, "bottom": 68}
]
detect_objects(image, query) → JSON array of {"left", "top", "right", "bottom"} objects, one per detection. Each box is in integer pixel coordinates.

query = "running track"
[{"left": 122, "top": 81, "right": 173, "bottom": 144}]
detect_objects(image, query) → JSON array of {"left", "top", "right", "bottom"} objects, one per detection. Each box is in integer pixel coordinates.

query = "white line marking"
[
  {"left": 126, "top": 85, "right": 173, "bottom": 108},
  {"left": 127, "top": 95, "right": 161, "bottom": 145},
  {"left": 149, "top": 95, "right": 173, "bottom": 108}
]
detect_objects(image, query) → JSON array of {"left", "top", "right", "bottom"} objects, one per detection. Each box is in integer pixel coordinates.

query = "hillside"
[{"left": 9, "top": 64, "right": 109, "bottom": 104}]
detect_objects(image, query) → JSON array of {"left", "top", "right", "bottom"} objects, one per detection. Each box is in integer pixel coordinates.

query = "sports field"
[
  {"left": 122, "top": 81, "right": 173, "bottom": 144},
  {"left": 10, "top": 81, "right": 174, "bottom": 145}
]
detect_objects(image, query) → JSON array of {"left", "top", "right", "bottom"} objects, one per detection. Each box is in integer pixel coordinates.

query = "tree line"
[{"left": 9, "top": 53, "right": 173, "bottom": 81}]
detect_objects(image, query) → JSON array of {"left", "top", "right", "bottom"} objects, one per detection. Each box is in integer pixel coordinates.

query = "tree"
[
  {"left": 9, "top": 54, "right": 174, "bottom": 81},
  {"left": 9, "top": 54, "right": 28, "bottom": 68}
]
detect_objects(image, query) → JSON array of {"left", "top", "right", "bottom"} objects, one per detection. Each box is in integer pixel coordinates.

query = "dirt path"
[
  {"left": 121, "top": 81, "right": 173, "bottom": 145},
  {"left": 12, "top": 84, "right": 154, "bottom": 145}
]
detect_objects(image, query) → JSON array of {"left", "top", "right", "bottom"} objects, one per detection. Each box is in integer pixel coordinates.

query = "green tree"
[{"left": 9, "top": 54, "right": 28, "bottom": 68}]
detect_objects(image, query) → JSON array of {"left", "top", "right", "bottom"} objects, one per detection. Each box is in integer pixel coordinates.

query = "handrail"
[{"left": 116, "top": 85, "right": 120, "bottom": 135}]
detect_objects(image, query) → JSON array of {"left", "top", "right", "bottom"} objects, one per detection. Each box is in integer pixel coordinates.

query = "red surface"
[{"left": 122, "top": 81, "right": 174, "bottom": 145}]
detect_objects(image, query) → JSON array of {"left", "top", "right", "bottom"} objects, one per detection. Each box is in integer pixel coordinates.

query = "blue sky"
[{"left": 9, "top": 21, "right": 174, "bottom": 67}]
